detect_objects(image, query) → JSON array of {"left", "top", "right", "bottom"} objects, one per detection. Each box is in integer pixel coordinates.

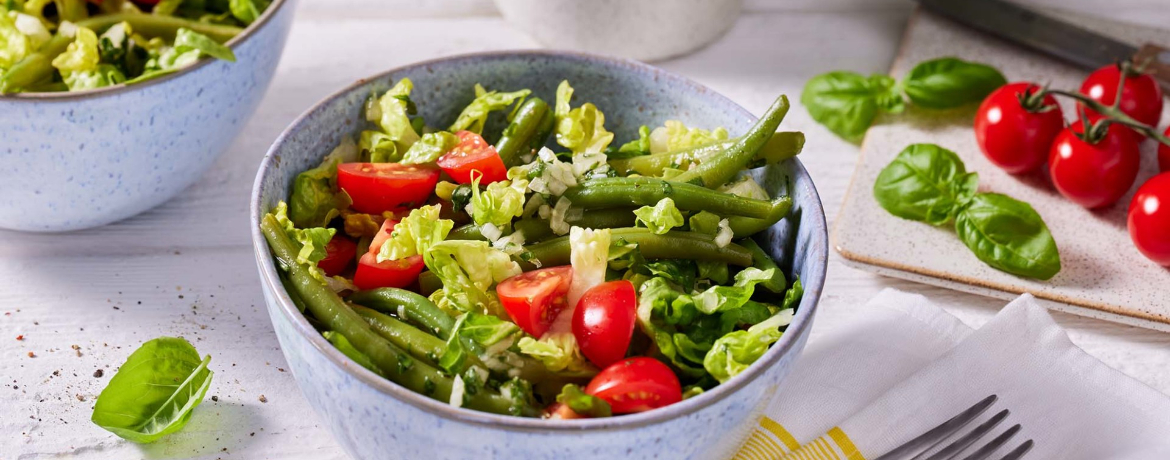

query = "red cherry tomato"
[
  {"left": 1079, "top": 64, "right": 1163, "bottom": 139},
  {"left": 974, "top": 82, "right": 1065, "bottom": 174},
  {"left": 353, "top": 253, "right": 425, "bottom": 290},
  {"left": 572, "top": 281, "right": 637, "bottom": 368},
  {"left": 1159, "top": 126, "right": 1170, "bottom": 173},
  {"left": 337, "top": 163, "right": 439, "bottom": 214},
  {"left": 317, "top": 235, "right": 358, "bottom": 277},
  {"left": 496, "top": 266, "right": 573, "bottom": 337},
  {"left": 584, "top": 357, "right": 682, "bottom": 415},
  {"left": 368, "top": 219, "right": 398, "bottom": 255},
  {"left": 1048, "top": 123, "right": 1140, "bottom": 208},
  {"left": 436, "top": 131, "right": 508, "bottom": 184},
  {"left": 1128, "top": 173, "right": 1170, "bottom": 266}
]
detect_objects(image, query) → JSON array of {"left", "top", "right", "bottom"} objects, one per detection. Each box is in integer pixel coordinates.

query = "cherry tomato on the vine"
[
  {"left": 974, "top": 82, "right": 1065, "bottom": 174},
  {"left": 1128, "top": 173, "right": 1170, "bottom": 266},
  {"left": 572, "top": 280, "right": 637, "bottom": 368},
  {"left": 1079, "top": 64, "right": 1163, "bottom": 139},
  {"left": 1159, "top": 126, "right": 1170, "bottom": 173},
  {"left": 1048, "top": 123, "right": 1140, "bottom": 209},
  {"left": 584, "top": 357, "right": 682, "bottom": 415}
]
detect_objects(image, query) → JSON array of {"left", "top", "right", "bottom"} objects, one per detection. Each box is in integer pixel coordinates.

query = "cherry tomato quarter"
[
  {"left": 317, "top": 235, "right": 358, "bottom": 277},
  {"left": 974, "top": 82, "right": 1065, "bottom": 174},
  {"left": 496, "top": 266, "right": 573, "bottom": 337},
  {"left": 1128, "top": 173, "right": 1170, "bottom": 266},
  {"left": 572, "top": 280, "right": 637, "bottom": 368},
  {"left": 338, "top": 163, "right": 439, "bottom": 214},
  {"left": 1079, "top": 64, "right": 1163, "bottom": 139},
  {"left": 436, "top": 131, "right": 508, "bottom": 184},
  {"left": 1048, "top": 123, "right": 1140, "bottom": 209},
  {"left": 368, "top": 219, "right": 398, "bottom": 255},
  {"left": 353, "top": 253, "right": 425, "bottom": 290},
  {"left": 584, "top": 357, "right": 682, "bottom": 415}
]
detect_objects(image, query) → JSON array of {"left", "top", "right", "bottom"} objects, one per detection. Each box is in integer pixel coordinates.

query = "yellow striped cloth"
[{"left": 733, "top": 418, "right": 863, "bottom": 460}]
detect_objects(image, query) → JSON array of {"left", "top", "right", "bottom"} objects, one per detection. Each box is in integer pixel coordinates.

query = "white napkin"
[{"left": 729, "top": 289, "right": 1170, "bottom": 460}]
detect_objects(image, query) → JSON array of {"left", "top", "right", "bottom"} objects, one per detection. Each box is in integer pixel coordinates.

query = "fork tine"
[
  {"left": 997, "top": 440, "right": 1034, "bottom": 460},
  {"left": 874, "top": 395, "right": 998, "bottom": 460},
  {"left": 922, "top": 409, "right": 1010, "bottom": 460},
  {"left": 961, "top": 424, "right": 1022, "bottom": 460}
]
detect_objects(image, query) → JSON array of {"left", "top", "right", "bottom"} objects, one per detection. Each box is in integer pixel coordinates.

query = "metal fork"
[{"left": 873, "top": 395, "right": 1034, "bottom": 460}]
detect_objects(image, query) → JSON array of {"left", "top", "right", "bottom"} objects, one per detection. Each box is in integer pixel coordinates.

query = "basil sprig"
[
  {"left": 803, "top": 57, "right": 1006, "bottom": 141},
  {"left": 874, "top": 144, "right": 1061, "bottom": 280}
]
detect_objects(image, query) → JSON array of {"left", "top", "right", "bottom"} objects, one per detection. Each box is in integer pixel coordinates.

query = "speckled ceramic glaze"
[
  {"left": 250, "top": 51, "right": 828, "bottom": 460},
  {"left": 0, "top": 0, "right": 296, "bottom": 232}
]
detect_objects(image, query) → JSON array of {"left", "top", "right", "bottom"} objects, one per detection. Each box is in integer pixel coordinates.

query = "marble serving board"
[{"left": 834, "top": 8, "right": 1170, "bottom": 331}]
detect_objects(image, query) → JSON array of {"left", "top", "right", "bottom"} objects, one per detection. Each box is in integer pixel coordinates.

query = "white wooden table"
[{"left": 3, "top": 1, "right": 1168, "bottom": 458}]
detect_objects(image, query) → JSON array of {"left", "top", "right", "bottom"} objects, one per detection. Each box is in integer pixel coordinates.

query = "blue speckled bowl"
[
  {"left": 0, "top": 0, "right": 296, "bottom": 232},
  {"left": 250, "top": 51, "right": 828, "bottom": 460}
]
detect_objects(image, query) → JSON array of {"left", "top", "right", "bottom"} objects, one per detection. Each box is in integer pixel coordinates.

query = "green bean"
[
  {"left": 353, "top": 305, "right": 448, "bottom": 368},
  {"left": 279, "top": 273, "right": 308, "bottom": 313},
  {"left": 418, "top": 271, "right": 443, "bottom": 296},
  {"left": 450, "top": 208, "right": 637, "bottom": 243},
  {"left": 561, "top": 177, "right": 776, "bottom": 219},
  {"left": 530, "top": 105, "right": 556, "bottom": 151},
  {"left": 495, "top": 97, "right": 550, "bottom": 167},
  {"left": 609, "top": 131, "right": 804, "bottom": 177},
  {"left": 77, "top": 14, "right": 245, "bottom": 43},
  {"left": 522, "top": 227, "right": 753, "bottom": 269},
  {"left": 727, "top": 196, "right": 792, "bottom": 238},
  {"left": 740, "top": 239, "right": 787, "bottom": 293},
  {"left": 447, "top": 224, "right": 488, "bottom": 241},
  {"left": 261, "top": 215, "right": 535, "bottom": 416},
  {"left": 349, "top": 288, "right": 455, "bottom": 339},
  {"left": 671, "top": 95, "right": 790, "bottom": 188}
]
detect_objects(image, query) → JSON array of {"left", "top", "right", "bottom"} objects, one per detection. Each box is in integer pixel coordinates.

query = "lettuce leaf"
[
  {"left": 689, "top": 267, "right": 776, "bottom": 314},
  {"left": 272, "top": 202, "right": 335, "bottom": 268},
  {"left": 359, "top": 130, "right": 399, "bottom": 163},
  {"left": 425, "top": 240, "right": 520, "bottom": 313},
  {"left": 704, "top": 308, "right": 794, "bottom": 383},
  {"left": 367, "top": 79, "right": 421, "bottom": 149},
  {"left": 288, "top": 138, "right": 357, "bottom": 228},
  {"left": 1, "top": 12, "right": 34, "bottom": 70},
  {"left": 555, "top": 384, "right": 612, "bottom": 418},
  {"left": 51, "top": 26, "right": 127, "bottom": 90},
  {"left": 457, "top": 312, "right": 520, "bottom": 347},
  {"left": 553, "top": 80, "right": 614, "bottom": 154},
  {"left": 448, "top": 84, "right": 531, "bottom": 134},
  {"left": 468, "top": 173, "right": 526, "bottom": 230},
  {"left": 376, "top": 204, "right": 453, "bottom": 262},
  {"left": 649, "top": 120, "right": 729, "bottom": 154},
  {"left": 517, "top": 332, "right": 593, "bottom": 373},
  {"left": 401, "top": 131, "right": 459, "bottom": 165},
  {"left": 127, "top": 28, "right": 236, "bottom": 85},
  {"left": 688, "top": 211, "right": 721, "bottom": 235},
  {"left": 229, "top": 0, "right": 270, "bottom": 25},
  {"left": 633, "top": 198, "right": 684, "bottom": 235},
  {"left": 611, "top": 125, "right": 651, "bottom": 159},
  {"left": 566, "top": 227, "right": 610, "bottom": 316}
]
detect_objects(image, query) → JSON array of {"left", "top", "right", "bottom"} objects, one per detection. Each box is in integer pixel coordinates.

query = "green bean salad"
[
  {"left": 262, "top": 79, "right": 806, "bottom": 418},
  {"left": 0, "top": 0, "right": 269, "bottom": 93}
]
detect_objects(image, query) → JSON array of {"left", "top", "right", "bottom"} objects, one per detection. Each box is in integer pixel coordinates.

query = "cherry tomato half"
[
  {"left": 1159, "top": 126, "right": 1170, "bottom": 173},
  {"left": 338, "top": 163, "right": 439, "bottom": 214},
  {"left": 1128, "top": 173, "right": 1170, "bottom": 266},
  {"left": 436, "top": 131, "right": 508, "bottom": 184},
  {"left": 1048, "top": 123, "right": 1140, "bottom": 209},
  {"left": 974, "top": 82, "right": 1065, "bottom": 174},
  {"left": 317, "top": 235, "right": 357, "bottom": 277},
  {"left": 572, "top": 280, "right": 637, "bottom": 368},
  {"left": 1079, "top": 64, "right": 1163, "bottom": 139},
  {"left": 496, "top": 266, "right": 573, "bottom": 338},
  {"left": 584, "top": 357, "right": 682, "bottom": 415},
  {"left": 353, "top": 253, "right": 425, "bottom": 290}
]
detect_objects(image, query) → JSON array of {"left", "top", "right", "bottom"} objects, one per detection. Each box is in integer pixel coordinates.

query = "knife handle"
[{"left": 1133, "top": 44, "right": 1170, "bottom": 93}]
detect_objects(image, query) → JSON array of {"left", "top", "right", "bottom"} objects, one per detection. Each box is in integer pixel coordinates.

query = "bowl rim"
[
  {"left": 1, "top": 0, "right": 289, "bottom": 101},
  {"left": 249, "top": 49, "right": 828, "bottom": 432}
]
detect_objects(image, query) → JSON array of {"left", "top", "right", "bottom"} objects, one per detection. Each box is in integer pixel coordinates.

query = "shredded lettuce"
[
  {"left": 467, "top": 173, "right": 526, "bottom": 229},
  {"left": 688, "top": 211, "right": 722, "bottom": 235},
  {"left": 127, "top": 28, "right": 236, "bottom": 85},
  {"left": 704, "top": 309, "right": 794, "bottom": 383},
  {"left": 271, "top": 202, "right": 335, "bottom": 280},
  {"left": 377, "top": 204, "right": 453, "bottom": 262},
  {"left": 555, "top": 384, "right": 612, "bottom": 418},
  {"left": 401, "top": 131, "right": 459, "bottom": 165},
  {"left": 553, "top": 80, "right": 614, "bottom": 154},
  {"left": 633, "top": 198, "right": 684, "bottom": 235},
  {"left": 565, "top": 227, "right": 610, "bottom": 318},
  {"left": 360, "top": 130, "right": 399, "bottom": 163},
  {"left": 1, "top": 12, "right": 35, "bottom": 70},
  {"left": 448, "top": 84, "right": 531, "bottom": 134},
  {"left": 229, "top": 0, "right": 270, "bottom": 25},
  {"left": 517, "top": 332, "right": 593, "bottom": 373},
  {"left": 288, "top": 138, "right": 357, "bottom": 228},
  {"left": 458, "top": 312, "right": 520, "bottom": 347},
  {"left": 425, "top": 240, "right": 520, "bottom": 313},
  {"left": 50, "top": 26, "right": 128, "bottom": 90},
  {"left": 689, "top": 267, "right": 776, "bottom": 314},
  {"left": 612, "top": 125, "right": 652, "bottom": 159},
  {"left": 649, "top": 120, "right": 729, "bottom": 154},
  {"left": 367, "top": 79, "right": 421, "bottom": 149}
]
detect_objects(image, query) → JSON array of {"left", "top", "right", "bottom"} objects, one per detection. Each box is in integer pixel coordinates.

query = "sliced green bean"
[
  {"left": 609, "top": 131, "right": 804, "bottom": 177},
  {"left": 740, "top": 239, "right": 786, "bottom": 293},
  {"left": 671, "top": 95, "right": 790, "bottom": 188},
  {"left": 262, "top": 215, "right": 535, "bottom": 416},
  {"left": 561, "top": 177, "right": 776, "bottom": 219},
  {"left": 727, "top": 196, "right": 792, "bottom": 238},
  {"left": 495, "top": 97, "right": 550, "bottom": 167},
  {"left": 522, "top": 227, "right": 753, "bottom": 269}
]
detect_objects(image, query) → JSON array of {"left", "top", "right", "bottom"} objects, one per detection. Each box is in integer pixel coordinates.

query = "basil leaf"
[
  {"left": 902, "top": 57, "right": 1007, "bottom": 109},
  {"left": 801, "top": 71, "right": 901, "bottom": 141},
  {"left": 874, "top": 143, "right": 978, "bottom": 225},
  {"left": 955, "top": 193, "right": 1061, "bottom": 280},
  {"left": 91, "top": 337, "right": 213, "bottom": 444}
]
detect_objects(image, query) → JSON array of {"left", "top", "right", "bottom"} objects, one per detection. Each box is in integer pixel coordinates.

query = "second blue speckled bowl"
[
  {"left": 251, "top": 51, "right": 828, "bottom": 460},
  {"left": 0, "top": 0, "right": 297, "bottom": 232}
]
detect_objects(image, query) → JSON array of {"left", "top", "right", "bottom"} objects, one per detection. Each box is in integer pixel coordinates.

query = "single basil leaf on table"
[
  {"left": 954, "top": 193, "right": 1061, "bottom": 280},
  {"left": 873, "top": 143, "right": 978, "bottom": 225},
  {"left": 801, "top": 71, "right": 902, "bottom": 141},
  {"left": 901, "top": 57, "right": 1007, "bottom": 109},
  {"left": 91, "top": 337, "right": 213, "bottom": 444}
]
